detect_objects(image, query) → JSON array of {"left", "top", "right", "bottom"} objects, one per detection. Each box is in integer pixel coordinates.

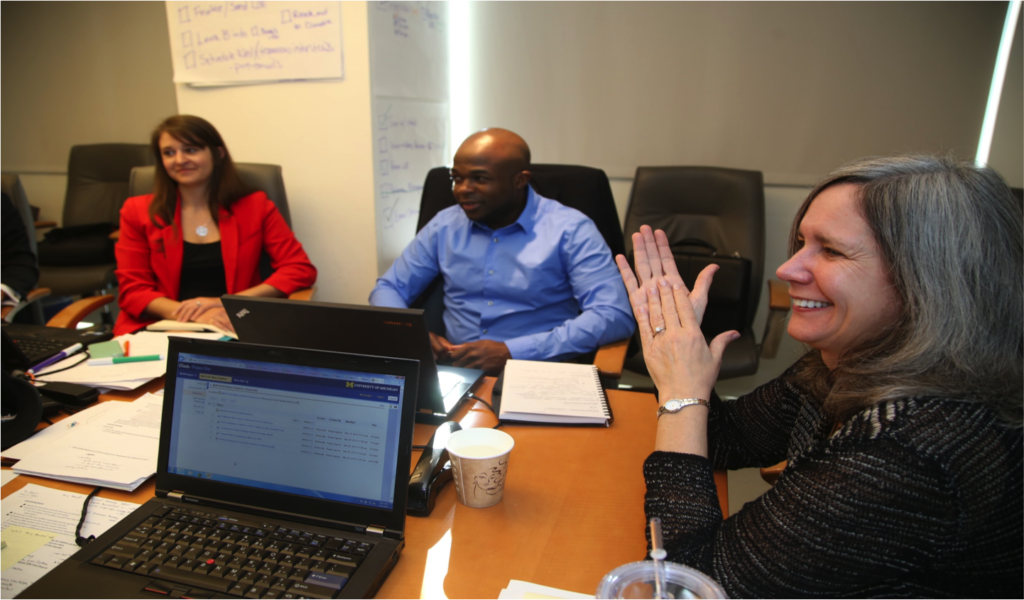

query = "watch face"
[{"left": 664, "top": 399, "right": 683, "bottom": 412}]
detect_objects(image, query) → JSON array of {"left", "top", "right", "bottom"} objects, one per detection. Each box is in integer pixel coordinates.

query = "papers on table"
[
  {"left": 498, "top": 360, "right": 612, "bottom": 426},
  {"left": 2, "top": 400, "right": 124, "bottom": 462},
  {"left": 33, "top": 331, "right": 225, "bottom": 391},
  {"left": 147, "top": 319, "right": 238, "bottom": 340},
  {"left": 1, "top": 483, "right": 139, "bottom": 598},
  {"left": 1, "top": 471, "right": 18, "bottom": 487},
  {"left": 498, "top": 579, "right": 594, "bottom": 599},
  {"left": 10, "top": 393, "right": 163, "bottom": 491}
]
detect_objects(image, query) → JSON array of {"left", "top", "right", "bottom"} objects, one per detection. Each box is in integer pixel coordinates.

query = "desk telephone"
[{"left": 407, "top": 421, "right": 461, "bottom": 516}]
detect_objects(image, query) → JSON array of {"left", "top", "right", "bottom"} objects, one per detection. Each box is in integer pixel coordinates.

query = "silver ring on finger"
[{"left": 653, "top": 326, "right": 665, "bottom": 336}]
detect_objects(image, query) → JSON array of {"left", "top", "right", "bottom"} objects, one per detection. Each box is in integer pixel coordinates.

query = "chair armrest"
[
  {"left": 109, "top": 229, "right": 120, "bottom": 240},
  {"left": 593, "top": 338, "right": 629, "bottom": 379},
  {"left": 760, "top": 460, "right": 786, "bottom": 486},
  {"left": 714, "top": 469, "right": 729, "bottom": 518},
  {"left": 2, "top": 288, "right": 52, "bottom": 323},
  {"left": 288, "top": 287, "right": 316, "bottom": 302},
  {"left": 46, "top": 294, "right": 115, "bottom": 329},
  {"left": 35, "top": 220, "right": 58, "bottom": 229},
  {"left": 25, "top": 288, "right": 52, "bottom": 303},
  {"left": 759, "top": 279, "right": 791, "bottom": 359},
  {"left": 768, "top": 278, "right": 790, "bottom": 310}
]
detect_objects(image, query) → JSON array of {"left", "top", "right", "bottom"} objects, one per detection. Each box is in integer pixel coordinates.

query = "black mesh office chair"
[
  {"left": 622, "top": 166, "right": 789, "bottom": 380},
  {"left": 36, "top": 144, "right": 154, "bottom": 297},
  {"left": 413, "top": 164, "right": 630, "bottom": 376}
]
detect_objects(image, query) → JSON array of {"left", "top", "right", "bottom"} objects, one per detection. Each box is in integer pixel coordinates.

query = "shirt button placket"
[{"left": 483, "top": 235, "right": 500, "bottom": 338}]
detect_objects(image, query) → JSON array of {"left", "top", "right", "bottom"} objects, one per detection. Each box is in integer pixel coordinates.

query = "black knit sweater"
[{"left": 643, "top": 367, "right": 1023, "bottom": 598}]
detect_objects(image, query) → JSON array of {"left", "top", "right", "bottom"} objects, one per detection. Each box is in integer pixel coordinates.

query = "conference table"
[{"left": 2, "top": 376, "right": 729, "bottom": 598}]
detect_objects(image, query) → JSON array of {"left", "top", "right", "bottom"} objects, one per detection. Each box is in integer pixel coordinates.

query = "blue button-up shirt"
[{"left": 370, "top": 187, "right": 634, "bottom": 361}]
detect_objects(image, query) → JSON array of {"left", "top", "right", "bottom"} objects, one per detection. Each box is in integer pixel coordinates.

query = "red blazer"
[{"left": 114, "top": 192, "right": 317, "bottom": 335}]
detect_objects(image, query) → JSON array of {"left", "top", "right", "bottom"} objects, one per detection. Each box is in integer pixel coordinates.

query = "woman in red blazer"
[{"left": 114, "top": 115, "right": 316, "bottom": 336}]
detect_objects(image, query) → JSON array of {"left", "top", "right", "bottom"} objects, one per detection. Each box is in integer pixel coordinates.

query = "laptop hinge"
[
  {"left": 168, "top": 491, "right": 184, "bottom": 500},
  {"left": 366, "top": 525, "right": 385, "bottom": 536}
]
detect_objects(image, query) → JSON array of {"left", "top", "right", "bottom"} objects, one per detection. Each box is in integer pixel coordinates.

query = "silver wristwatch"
[{"left": 657, "top": 398, "right": 709, "bottom": 418}]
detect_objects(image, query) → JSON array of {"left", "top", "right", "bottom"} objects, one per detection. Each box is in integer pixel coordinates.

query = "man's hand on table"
[{"left": 447, "top": 340, "right": 511, "bottom": 375}]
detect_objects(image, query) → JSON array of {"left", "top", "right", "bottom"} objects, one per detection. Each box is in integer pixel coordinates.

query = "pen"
[
  {"left": 27, "top": 343, "right": 83, "bottom": 375},
  {"left": 88, "top": 354, "right": 165, "bottom": 366}
]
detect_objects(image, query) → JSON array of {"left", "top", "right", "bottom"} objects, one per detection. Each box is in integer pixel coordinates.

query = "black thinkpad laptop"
[
  {"left": 21, "top": 337, "right": 419, "bottom": 599},
  {"left": 222, "top": 296, "right": 485, "bottom": 425},
  {"left": 1, "top": 322, "right": 111, "bottom": 367}
]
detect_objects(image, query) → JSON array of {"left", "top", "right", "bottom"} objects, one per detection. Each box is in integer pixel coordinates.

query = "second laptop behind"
[{"left": 222, "top": 296, "right": 484, "bottom": 425}]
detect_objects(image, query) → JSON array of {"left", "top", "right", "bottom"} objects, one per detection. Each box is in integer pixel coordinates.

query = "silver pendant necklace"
[{"left": 196, "top": 221, "right": 210, "bottom": 237}]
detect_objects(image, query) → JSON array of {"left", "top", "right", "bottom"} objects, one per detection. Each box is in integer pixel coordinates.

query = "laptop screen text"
[{"left": 167, "top": 352, "right": 406, "bottom": 510}]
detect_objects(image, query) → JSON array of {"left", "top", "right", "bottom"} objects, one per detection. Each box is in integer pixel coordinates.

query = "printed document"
[
  {"left": 12, "top": 393, "right": 163, "bottom": 491},
  {"left": 1, "top": 484, "right": 139, "bottom": 597}
]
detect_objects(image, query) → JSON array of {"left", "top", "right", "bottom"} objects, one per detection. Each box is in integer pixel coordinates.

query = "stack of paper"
[
  {"left": 1, "top": 484, "right": 139, "bottom": 597},
  {"left": 8, "top": 393, "right": 163, "bottom": 491},
  {"left": 34, "top": 330, "right": 224, "bottom": 391}
]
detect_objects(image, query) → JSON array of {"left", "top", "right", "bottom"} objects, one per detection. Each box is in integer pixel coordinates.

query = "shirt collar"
[{"left": 469, "top": 185, "right": 539, "bottom": 234}]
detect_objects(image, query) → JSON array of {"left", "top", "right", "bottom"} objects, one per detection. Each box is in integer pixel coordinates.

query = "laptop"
[
  {"left": 21, "top": 337, "right": 419, "bottom": 599},
  {"left": 1, "top": 322, "right": 111, "bottom": 367},
  {"left": 222, "top": 296, "right": 485, "bottom": 425}
]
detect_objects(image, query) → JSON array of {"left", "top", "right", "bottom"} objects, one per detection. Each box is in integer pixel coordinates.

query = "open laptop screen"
[{"left": 167, "top": 351, "right": 408, "bottom": 510}]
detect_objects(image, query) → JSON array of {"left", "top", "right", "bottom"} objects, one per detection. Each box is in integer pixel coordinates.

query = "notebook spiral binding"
[{"left": 593, "top": 365, "right": 612, "bottom": 420}]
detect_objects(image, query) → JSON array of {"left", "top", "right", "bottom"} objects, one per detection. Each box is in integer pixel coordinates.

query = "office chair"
[
  {"left": 413, "top": 164, "right": 630, "bottom": 378},
  {"left": 36, "top": 144, "right": 154, "bottom": 298},
  {"left": 1, "top": 175, "right": 49, "bottom": 324},
  {"left": 129, "top": 162, "right": 292, "bottom": 229},
  {"left": 128, "top": 163, "right": 314, "bottom": 301},
  {"left": 622, "top": 166, "right": 791, "bottom": 380}
]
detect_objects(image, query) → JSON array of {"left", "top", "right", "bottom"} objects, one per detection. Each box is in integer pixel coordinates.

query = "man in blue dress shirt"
[{"left": 370, "top": 128, "right": 634, "bottom": 374}]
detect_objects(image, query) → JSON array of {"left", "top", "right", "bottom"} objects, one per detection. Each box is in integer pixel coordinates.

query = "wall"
[
  {"left": 462, "top": 2, "right": 1006, "bottom": 184},
  {"left": 174, "top": 2, "right": 378, "bottom": 305},
  {"left": 989, "top": 6, "right": 1024, "bottom": 188},
  {"left": 1, "top": 1, "right": 177, "bottom": 223}
]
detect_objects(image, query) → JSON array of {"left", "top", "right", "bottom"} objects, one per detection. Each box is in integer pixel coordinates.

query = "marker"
[
  {"left": 124, "top": 339, "right": 131, "bottom": 357},
  {"left": 27, "top": 344, "right": 83, "bottom": 375},
  {"left": 88, "top": 354, "right": 165, "bottom": 366}
]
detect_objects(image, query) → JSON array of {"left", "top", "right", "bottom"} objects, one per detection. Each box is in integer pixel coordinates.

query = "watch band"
[{"left": 657, "top": 398, "right": 709, "bottom": 419}]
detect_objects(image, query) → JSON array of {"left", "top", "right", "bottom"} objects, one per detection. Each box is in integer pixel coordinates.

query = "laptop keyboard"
[
  {"left": 90, "top": 505, "right": 373, "bottom": 599},
  {"left": 13, "top": 337, "right": 65, "bottom": 362}
]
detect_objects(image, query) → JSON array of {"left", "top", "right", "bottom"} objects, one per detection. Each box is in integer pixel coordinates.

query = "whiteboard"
[
  {"left": 372, "top": 99, "right": 449, "bottom": 274},
  {"left": 165, "top": 1, "right": 344, "bottom": 84},
  {"left": 369, "top": 1, "right": 448, "bottom": 101}
]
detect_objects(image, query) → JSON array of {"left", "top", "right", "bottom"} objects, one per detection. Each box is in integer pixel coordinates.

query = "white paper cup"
[{"left": 445, "top": 428, "right": 515, "bottom": 508}]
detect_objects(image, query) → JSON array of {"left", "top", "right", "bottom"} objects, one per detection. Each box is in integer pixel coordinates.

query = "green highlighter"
[
  {"left": 87, "top": 354, "right": 165, "bottom": 366},
  {"left": 87, "top": 339, "right": 124, "bottom": 359}
]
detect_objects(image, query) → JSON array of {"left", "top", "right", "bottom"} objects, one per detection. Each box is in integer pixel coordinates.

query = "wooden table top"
[{"left": 3, "top": 376, "right": 727, "bottom": 598}]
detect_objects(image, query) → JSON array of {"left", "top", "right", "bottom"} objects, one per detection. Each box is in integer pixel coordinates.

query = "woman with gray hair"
[{"left": 616, "top": 155, "right": 1022, "bottom": 597}]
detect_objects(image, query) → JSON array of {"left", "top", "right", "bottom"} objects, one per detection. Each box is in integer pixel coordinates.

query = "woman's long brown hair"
[{"left": 147, "top": 115, "right": 252, "bottom": 228}]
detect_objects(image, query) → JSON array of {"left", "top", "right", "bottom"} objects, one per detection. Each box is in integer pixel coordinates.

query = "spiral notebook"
[{"left": 496, "top": 359, "right": 613, "bottom": 427}]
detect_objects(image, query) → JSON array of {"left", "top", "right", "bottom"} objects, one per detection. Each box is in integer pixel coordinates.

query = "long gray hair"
[{"left": 788, "top": 155, "right": 1023, "bottom": 426}]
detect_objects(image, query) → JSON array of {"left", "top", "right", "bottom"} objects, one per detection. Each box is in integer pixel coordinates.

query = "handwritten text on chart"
[
  {"left": 376, "top": 104, "right": 445, "bottom": 231},
  {"left": 167, "top": 2, "right": 343, "bottom": 83},
  {"left": 374, "top": 1, "right": 444, "bottom": 38}
]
